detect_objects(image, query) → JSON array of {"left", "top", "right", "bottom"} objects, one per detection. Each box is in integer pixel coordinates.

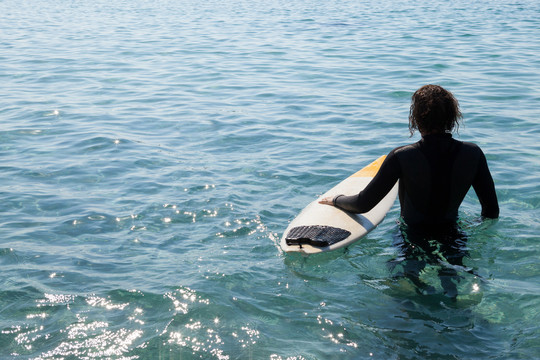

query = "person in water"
[{"left": 320, "top": 84, "right": 499, "bottom": 297}]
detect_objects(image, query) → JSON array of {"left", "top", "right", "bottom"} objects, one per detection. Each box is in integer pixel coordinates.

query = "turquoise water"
[{"left": 1, "top": 0, "right": 539, "bottom": 358}]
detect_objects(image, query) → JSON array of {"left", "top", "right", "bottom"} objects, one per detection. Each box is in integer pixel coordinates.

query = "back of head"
[{"left": 409, "top": 85, "right": 462, "bottom": 135}]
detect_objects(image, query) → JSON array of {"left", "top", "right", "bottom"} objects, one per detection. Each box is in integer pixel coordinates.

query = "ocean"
[{"left": 1, "top": 0, "right": 539, "bottom": 358}]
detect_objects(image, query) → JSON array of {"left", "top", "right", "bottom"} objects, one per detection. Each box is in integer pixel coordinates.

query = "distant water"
[{"left": 1, "top": 0, "right": 539, "bottom": 358}]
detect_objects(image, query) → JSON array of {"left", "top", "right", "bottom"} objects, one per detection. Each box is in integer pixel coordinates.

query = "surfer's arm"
[
  {"left": 472, "top": 151, "right": 499, "bottom": 219},
  {"left": 322, "top": 151, "right": 400, "bottom": 213}
]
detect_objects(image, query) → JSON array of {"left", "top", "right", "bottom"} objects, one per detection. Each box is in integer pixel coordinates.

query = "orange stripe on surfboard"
[{"left": 351, "top": 155, "right": 386, "bottom": 178}]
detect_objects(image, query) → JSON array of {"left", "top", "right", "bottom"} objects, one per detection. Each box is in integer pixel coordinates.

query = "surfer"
[
  {"left": 319, "top": 84, "right": 499, "bottom": 297},
  {"left": 319, "top": 84, "right": 499, "bottom": 222}
]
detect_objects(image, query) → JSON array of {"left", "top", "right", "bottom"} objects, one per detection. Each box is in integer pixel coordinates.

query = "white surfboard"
[{"left": 280, "top": 156, "right": 398, "bottom": 254}]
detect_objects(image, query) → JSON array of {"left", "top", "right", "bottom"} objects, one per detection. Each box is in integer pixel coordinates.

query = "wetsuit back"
[{"left": 333, "top": 134, "right": 499, "bottom": 228}]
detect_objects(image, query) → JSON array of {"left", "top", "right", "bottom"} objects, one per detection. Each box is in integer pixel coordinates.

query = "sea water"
[{"left": 1, "top": 0, "right": 539, "bottom": 358}]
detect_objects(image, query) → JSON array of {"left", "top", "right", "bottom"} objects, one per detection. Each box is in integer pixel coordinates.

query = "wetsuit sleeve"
[
  {"left": 333, "top": 150, "right": 400, "bottom": 214},
  {"left": 472, "top": 150, "right": 499, "bottom": 219}
]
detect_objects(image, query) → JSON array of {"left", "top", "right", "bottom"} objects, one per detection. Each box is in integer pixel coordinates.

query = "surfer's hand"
[{"left": 318, "top": 197, "right": 334, "bottom": 206}]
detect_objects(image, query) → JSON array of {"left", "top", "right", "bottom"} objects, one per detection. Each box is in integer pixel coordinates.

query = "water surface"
[{"left": 1, "top": 0, "right": 539, "bottom": 358}]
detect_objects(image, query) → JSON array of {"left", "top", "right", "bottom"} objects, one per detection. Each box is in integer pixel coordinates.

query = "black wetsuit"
[{"left": 333, "top": 133, "right": 499, "bottom": 229}]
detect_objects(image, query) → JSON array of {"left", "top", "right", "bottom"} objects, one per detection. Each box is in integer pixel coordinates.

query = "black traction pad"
[{"left": 285, "top": 225, "right": 351, "bottom": 247}]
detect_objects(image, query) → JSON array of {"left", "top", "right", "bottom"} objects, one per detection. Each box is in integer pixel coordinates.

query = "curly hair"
[{"left": 408, "top": 85, "right": 462, "bottom": 136}]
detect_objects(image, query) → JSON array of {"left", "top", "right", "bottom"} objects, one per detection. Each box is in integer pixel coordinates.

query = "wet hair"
[{"left": 408, "top": 85, "right": 462, "bottom": 136}]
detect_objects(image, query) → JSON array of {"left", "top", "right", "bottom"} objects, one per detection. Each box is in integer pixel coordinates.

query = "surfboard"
[{"left": 280, "top": 155, "right": 398, "bottom": 255}]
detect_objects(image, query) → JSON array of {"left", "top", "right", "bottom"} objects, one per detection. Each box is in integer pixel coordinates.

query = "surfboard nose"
[{"left": 285, "top": 225, "right": 351, "bottom": 247}]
